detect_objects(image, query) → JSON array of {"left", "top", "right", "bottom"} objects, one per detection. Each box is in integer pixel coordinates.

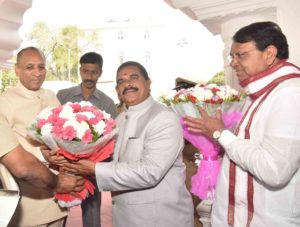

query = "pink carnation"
[
  {"left": 104, "top": 118, "right": 116, "bottom": 135},
  {"left": 70, "top": 103, "right": 81, "bottom": 113},
  {"left": 52, "top": 106, "right": 63, "bottom": 114},
  {"left": 48, "top": 113, "right": 61, "bottom": 125},
  {"left": 52, "top": 125, "right": 63, "bottom": 138},
  {"left": 61, "top": 126, "right": 77, "bottom": 140},
  {"left": 81, "top": 105, "right": 97, "bottom": 112},
  {"left": 82, "top": 129, "right": 93, "bottom": 144},
  {"left": 93, "top": 110, "right": 104, "bottom": 120},
  {"left": 76, "top": 114, "right": 88, "bottom": 123},
  {"left": 37, "top": 119, "right": 47, "bottom": 129}
]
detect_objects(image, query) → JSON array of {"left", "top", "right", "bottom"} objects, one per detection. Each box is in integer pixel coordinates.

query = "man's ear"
[
  {"left": 15, "top": 64, "right": 20, "bottom": 78},
  {"left": 115, "top": 85, "right": 120, "bottom": 96},
  {"left": 146, "top": 79, "right": 151, "bottom": 87},
  {"left": 264, "top": 45, "right": 278, "bottom": 66}
]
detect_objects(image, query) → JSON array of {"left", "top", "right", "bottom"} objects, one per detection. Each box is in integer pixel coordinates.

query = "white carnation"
[
  {"left": 192, "top": 87, "right": 205, "bottom": 101},
  {"left": 216, "top": 90, "right": 226, "bottom": 99},
  {"left": 79, "top": 101, "right": 93, "bottom": 106},
  {"left": 37, "top": 107, "right": 53, "bottom": 120},
  {"left": 41, "top": 122, "right": 53, "bottom": 135},
  {"left": 76, "top": 121, "right": 90, "bottom": 139},
  {"left": 204, "top": 89, "right": 214, "bottom": 101},
  {"left": 94, "top": 120, "right": 106, "bottom": 135},
  {"left": 59, "top": 105, "right": 74, "bottom": 119},
  {"left": 102, "top": 111, "right": 111, "bottom": 119}
]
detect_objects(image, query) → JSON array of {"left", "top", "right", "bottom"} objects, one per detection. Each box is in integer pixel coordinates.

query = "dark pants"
[{"left": 81, "top": 178, "right": 101, "bottom": 227}]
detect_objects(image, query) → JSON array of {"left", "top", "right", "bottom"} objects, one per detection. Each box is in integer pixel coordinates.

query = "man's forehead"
[
  {"left": 232, "top": 41, "right": 255, "bottom": 49},
  {"left": 19, "top": 57, "right": 45, "bottom": 66},
  {"left": 118, "top": 67, "right": 140, "bottom": 76},
  {"left": 81, "top": 63, "right": 99, "bottom": 69}
]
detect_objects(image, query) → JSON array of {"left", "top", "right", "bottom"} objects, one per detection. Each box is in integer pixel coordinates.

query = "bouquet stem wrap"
[
  {"left": 180, "top": 111, "right": 242, "bottom": 200},
  {"left": 54, "top": 139, "right": 115, "bottom": 207}
]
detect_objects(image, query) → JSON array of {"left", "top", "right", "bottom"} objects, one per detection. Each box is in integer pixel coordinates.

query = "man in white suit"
[{"left": 64, "top": 61, "right": 194, "bottom": 227}]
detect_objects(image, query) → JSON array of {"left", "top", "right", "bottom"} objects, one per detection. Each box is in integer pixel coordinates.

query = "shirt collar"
[
  {"left": 125, "top": 96, "right": 153, "bottom": 112},
  {"left": 16, "top": 82, "right": 42, "bottom": 99},
  {"left": 78, "top": 83, "right": 102, "bottom": 100}
]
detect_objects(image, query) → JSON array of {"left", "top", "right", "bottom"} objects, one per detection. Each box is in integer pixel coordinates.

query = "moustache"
[
  {"left": 123, "top": 87, "right": 138, "bottom": 95},
  {"left": 83, "top": 80, "right": 95, "bottom": 84}
]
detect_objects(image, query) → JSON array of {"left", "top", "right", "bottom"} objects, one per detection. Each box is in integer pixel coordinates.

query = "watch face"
[{"left": 213, "top": 130, "right": 221, "bottom": 139}]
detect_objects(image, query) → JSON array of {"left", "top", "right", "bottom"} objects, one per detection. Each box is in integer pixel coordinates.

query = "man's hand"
[
  {"left": 62, "top": 159, "right": 96, "bottom": 176},
  {"left": 40, "top": 145, "right": 67, "bottom": 166},
  {"left": 182, "top": 106, "right": 225, "bottom": 137},
  {"left": 54, "top": 173, "right": 85, "bottom": 193}
]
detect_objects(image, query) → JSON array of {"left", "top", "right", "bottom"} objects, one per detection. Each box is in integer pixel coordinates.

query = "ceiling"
[{"left": 0, "top": 0, "right": 32, "bottom": 69}]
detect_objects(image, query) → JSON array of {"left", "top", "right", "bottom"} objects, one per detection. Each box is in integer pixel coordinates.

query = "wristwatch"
[{"left": 212, "top": 129, "right": 223, "bottom": 140}]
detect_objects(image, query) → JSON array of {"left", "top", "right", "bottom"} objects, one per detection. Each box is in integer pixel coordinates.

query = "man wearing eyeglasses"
[{"left": 183, "top": 21, "right": 300, "bottom": 227}]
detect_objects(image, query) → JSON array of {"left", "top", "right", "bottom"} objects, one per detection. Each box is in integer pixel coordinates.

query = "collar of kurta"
[
  {"left": 240, "top": 60, "right": 300, "bottom": 99},
  {"left": 124, "top": 96, "right": 154, "bottom": 112},
  {"left": 16, "top": 82, "right": 42, "bottom": 99}
]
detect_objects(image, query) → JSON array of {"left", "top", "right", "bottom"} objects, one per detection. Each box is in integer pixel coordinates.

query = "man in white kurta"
[
  {"left": 0, "top": 47, "right": 69, "bottom": 226},
  {"left": 183, "top": 21, "right": 300, "bottom": 227},
  {"left": 212, "top": 61, "right": 300, "bottom": 227}
]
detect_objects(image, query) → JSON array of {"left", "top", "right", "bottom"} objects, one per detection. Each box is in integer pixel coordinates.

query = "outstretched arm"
[{"left": 1, "top": 145, "right": 85, "bottom": 193}]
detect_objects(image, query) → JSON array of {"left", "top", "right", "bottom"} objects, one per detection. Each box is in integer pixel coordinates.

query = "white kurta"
[
  {"left": 212, "top": 62, "right": 300, "bottom": 227},
  {"left": 95, "top": 96, "right": 194, "bottom": 227}
]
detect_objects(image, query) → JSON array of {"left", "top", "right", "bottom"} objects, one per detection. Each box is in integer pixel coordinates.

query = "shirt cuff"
[
  {"left": 95, "top": 162, "right": 113, "bottom": 191},
  {"left": 218, "top": 129, "right": 237, "bottom": 150}
]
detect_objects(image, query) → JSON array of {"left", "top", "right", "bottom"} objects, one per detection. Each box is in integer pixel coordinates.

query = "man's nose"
[
  {"left": 33, "top": 67, "right": 42, "bottom": 77},
  {"left": 122, "top": 78, "right": 134, "bottom": 87},
  {"left": 229, "top": 57, "right": 238, "bottom": 68},
  {"left": 85, "top": 72, "right": 94, "bottom": 79}
]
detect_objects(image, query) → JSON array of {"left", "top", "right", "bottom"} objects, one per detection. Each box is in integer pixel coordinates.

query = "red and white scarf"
[{"left": 227, "top": 60, "right": 300, "bottom": 226}]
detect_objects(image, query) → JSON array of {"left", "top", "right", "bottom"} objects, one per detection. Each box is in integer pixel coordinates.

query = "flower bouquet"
[
  {"left": 160, "top": 83, "right": 244, "bottom": 200},
  {"left": 27, "top": 101, "right": 117, "bottom": 207}
]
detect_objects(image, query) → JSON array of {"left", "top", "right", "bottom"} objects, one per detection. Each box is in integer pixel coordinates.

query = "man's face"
[
  {"left": 15, "top": 49, "right": 46, "bottom": 91},
  {"left": 80, "top": 63, "right": 101, "bottom": 89},
  {"left": 229, "top": 41, "right": 270, "bottom": 83},
  {"left": 116, "top": 65, "right": 151, "bottom": 107}
]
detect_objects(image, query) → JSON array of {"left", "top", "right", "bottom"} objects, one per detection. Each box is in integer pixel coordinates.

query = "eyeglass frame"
[{"left": 228, "top": 48, "right": 258, "bottom": 62}]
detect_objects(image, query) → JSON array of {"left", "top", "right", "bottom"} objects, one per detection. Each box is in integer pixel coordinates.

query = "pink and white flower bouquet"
[
  {"left": 160, "top": 83, "right": 243, "bottom": 117},
  {"left": 160, "top": 83, "right": 244, "bottom": 200},
  {"left": 28, "top": 101, "right": 117, "bottom": 207}
]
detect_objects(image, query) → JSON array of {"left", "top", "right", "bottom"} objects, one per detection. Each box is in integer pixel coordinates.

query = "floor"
[
  {"left": 65, "top": 191, "right": 202, "bottom": 227},
  {"left": 65, "top": 192, "right": 112, "bottom": 227}
]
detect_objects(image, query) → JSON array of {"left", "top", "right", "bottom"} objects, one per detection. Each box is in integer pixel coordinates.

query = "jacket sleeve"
[{"left": 95, "top": 110, "right": 184, "bottom": 191}]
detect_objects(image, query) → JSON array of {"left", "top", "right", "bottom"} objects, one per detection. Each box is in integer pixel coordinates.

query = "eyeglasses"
[{"left": 228, "top": 49, "right": 257, "bottom": 62}]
